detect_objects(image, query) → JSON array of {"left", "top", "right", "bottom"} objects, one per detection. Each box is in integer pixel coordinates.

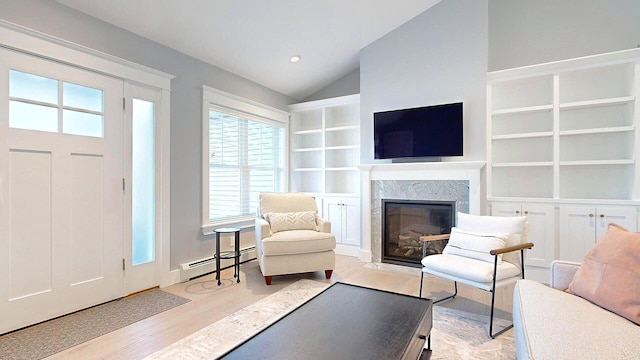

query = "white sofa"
[
  {"left": 513, "top": 260, "right": 640, "bottom": 360},
  {"left": 255, "top": 192, "right": 336, "bottom": 285}
]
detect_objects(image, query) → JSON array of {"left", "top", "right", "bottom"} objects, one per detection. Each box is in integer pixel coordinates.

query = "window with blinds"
[{"left": 208, "top": 109, "right": 284, "bottom": 222}]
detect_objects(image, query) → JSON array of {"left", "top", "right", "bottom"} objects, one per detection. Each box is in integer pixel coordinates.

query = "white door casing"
[{"left": 0, "top": 49, "right": 124, "bottom": 334}]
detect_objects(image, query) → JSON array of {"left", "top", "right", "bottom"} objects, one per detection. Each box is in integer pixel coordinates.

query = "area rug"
[
  {"left": 146, "top": 280, "right": 515, "bottom": 360},
  {"left": 0, "top": 289, "right": 190, "bottom": 360}
]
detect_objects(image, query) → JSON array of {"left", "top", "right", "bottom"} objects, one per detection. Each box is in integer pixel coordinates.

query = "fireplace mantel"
[
  {"left": 358, "top": 161, "right": 486, "bottom": 262},
  {"left": 358, "top": 161, "right": 486, "bottom": 180}
]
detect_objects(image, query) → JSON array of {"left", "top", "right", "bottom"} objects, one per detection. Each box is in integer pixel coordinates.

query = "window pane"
[
  {"left": 9, "top": 70, "right": 58, "bottom": 104},
  {"left": 63, "top": 110, "right": 104, "bottom": 137},
  {"left": 132, "top": 99, "right": 155, "bottom": 265},
  {"left": 208, "top": 108, "right": 284, "bottom": 222},
  {"left": 209, "top": 112, "right": 239, "bottom": 165},
  {"left": 63, "top": 82, "right": 103, "bottom": 112},
  {"left": 9, "top": 100, "right": 58, "bottom": 132},
  {"left": 209, "top": 167, "right": 241, "bottom": 221}
]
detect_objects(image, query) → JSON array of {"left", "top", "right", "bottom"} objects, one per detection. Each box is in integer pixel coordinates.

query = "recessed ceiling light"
[{"left": 290, "top": 55, "right": 301, "bottom": 63}]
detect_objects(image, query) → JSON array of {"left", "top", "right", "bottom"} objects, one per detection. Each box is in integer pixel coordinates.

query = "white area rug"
[{"left": 146, "top": 279, "right": 515, "bottom": 359}]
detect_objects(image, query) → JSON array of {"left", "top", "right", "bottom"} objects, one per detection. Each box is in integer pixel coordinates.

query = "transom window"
[
  {"left": 9, "top": 69, "right": 105, "bottom": 137},
  {"left": 202, "top": 87, "right": 288, "bottom": 230}
]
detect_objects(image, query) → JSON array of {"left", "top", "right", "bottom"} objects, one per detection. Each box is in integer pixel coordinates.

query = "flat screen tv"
[{"left": 374, "top": 102, "right": 463, "bottom": 160}]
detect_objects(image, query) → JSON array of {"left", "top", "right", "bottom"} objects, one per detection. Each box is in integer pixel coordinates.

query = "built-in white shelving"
[
  {"left": 289, "top": 94, "right": 360, "bottom": 196},
  {"left": 289, "top": 94, "right": 362, "bottom": 253},
  {"left": 488, "top": 48, "right": 640, "bottom": 202}
]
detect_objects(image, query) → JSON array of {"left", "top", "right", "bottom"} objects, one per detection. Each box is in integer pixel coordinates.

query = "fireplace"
[{"left": 381, "top": 199, "right": 455, "bottom": 267}]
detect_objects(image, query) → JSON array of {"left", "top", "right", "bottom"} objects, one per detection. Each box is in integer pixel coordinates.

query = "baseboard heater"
[{"left": 179, "top": 246, "right": 256, "bottom": 282}]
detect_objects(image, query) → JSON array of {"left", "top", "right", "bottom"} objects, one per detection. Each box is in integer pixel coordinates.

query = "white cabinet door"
[
  {"left": 491, "top": 203, "right": 524, "bottom": 217},
  {"left": 341, "top": 197, "right": 361, "bottom": 246},
  {"left": 323, "top": 197, "right": 344, "bottom": 243},
  {"left": 492, "top": 203, "right": 555, "bottom": 267},
  {"left": 322, "top": 196, "right": 360, "bottom": 246},
  {"left": 522, "top": 204, "right": 555, "bottom": 267},
  {"left": 559, "top": 207, "right": 596, "bottom": 262},
  {"left": 595, "top": 207, "right": 637, "bottom": 239},
  {"left": 559, "top": 206, "right": 637, "bottom": 262}
]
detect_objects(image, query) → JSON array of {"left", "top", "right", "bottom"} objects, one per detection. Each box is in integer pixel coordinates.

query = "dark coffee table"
[{"left": 219, "top": 282, "right": 433, "bottom": 360}]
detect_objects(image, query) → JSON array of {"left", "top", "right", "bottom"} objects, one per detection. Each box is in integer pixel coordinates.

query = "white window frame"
[{"left": 201, "top": 86, "right": 289, "bottom": 234}]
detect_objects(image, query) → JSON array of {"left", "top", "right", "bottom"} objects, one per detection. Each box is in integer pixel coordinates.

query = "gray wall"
[
  {"left": 0, "top": 0, "right": 296, "bottom": 270},
  {"left": 489, "top": 0, "right": 640, "bottom": 71},
  {"left": 303, "top": 68, "right": 360, "bottom": 102},
  {"left": 360, "top": 0, "right": 488, "bottom": 164}
]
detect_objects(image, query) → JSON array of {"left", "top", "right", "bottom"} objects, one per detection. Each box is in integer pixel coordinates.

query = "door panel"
[
  {"left": 8, "top": 149, "right": 52, "bottom": 299},
  {"left": 0, "top": 49, "right": 124, "bottom": 334}
]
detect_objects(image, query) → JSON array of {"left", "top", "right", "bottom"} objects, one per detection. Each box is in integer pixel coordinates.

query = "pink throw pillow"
[{"left": 567, "top": 223, "right": 640, "bottom": 325}]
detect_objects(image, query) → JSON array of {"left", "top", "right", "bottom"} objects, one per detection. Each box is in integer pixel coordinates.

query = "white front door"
[{"left": 0, "top": 49, "right": 124, "bottom": 334}]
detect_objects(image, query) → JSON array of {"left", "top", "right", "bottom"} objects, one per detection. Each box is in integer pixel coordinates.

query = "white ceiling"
[{"left": 56, "top": 0, "right": 440, "bottom": 100}]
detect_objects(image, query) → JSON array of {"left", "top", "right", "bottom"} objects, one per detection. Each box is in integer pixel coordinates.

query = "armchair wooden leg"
[
  {"left": 264, "top": 276, "right": 272, "bottom": 285},
  {"left": 324, "top": 270, "right": 333, "bottom": 279}
]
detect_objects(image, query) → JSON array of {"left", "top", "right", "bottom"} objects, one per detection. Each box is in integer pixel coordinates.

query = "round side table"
[{"left": 214, "top": 227, "right": 241, "bottom": 286}]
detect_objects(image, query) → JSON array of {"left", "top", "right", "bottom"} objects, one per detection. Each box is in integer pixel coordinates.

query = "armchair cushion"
[
  {"left": 567, "top": 223, "right": 640, "bottom": 325},
  {"left": 422, "top": 254, "right": 521, "bottom": 284},
  {"left": 263, "top": 211, "right": 317, "bottom": 233},
  {"left": 457, "top": 212, "right": 527, "bottom": 265},
  {"left": 443, "top": 227, "right": 508, "bottom": 263},
  {"left": 262, "top": 230, "right": 336, "bottom": 256}
]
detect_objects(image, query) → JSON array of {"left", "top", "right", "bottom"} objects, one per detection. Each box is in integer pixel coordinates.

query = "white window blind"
[{"left": 207, "top": 109, "right": 284, "bottom": 223}]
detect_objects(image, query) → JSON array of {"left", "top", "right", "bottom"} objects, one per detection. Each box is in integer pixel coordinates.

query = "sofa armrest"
[
  {"left": 255, "top": 217, "right": 271, "bottom": 240},
  {"left": 550, "top": 260, "right": 581, "bottom": 290},
  {"left": 317, "top": 217, "right": 331, "bottom": 233}
]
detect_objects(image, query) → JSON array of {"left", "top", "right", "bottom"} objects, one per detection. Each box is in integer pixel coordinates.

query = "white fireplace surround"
[{"left": 358, "top": 161, "right": 486, "bottom": 262}]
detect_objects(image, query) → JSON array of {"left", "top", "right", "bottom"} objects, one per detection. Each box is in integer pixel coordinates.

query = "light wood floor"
[{"left": 47, "top": 255, "right": 515, "bottom": 359}]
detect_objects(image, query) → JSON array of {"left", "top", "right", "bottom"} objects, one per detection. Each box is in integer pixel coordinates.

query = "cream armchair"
[{"left": 255, "top": 192, "right": 336, "bottom": 285}]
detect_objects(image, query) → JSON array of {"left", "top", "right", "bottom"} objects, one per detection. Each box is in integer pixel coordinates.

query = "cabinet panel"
[
  {"left": 492, "top": 203, "right": 555, "bottom": 268},
  {"left": 559, "top": 206, "right": 637, "bottom": 262},
  {"left": 322, "top": 196, "right": 360, "bottom": 247},
  {"left": 595, "top": 207, "right": 637, "bottom": 237},
  {"left": 323, "top": 198, "right": 343, "bottom": 242},
  {"left": 522, "top": 205, "right": 555, "bottom": 268}
]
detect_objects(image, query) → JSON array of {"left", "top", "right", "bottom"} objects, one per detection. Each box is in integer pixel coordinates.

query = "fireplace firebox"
[{"left": 381, "top": 199, "right": 455, "bottom": 267}]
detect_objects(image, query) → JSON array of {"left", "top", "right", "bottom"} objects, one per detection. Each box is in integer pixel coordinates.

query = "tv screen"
[{"left": 374, "top": 102, "right": 463, "bottom": 160}]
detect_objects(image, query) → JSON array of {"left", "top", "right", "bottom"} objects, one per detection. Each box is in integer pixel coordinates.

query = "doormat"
[{"left": 0, "top": 289, "right": 190, "bottom": 360}]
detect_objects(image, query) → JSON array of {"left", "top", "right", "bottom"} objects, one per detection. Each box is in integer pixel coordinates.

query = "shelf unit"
[
  {"left": 289, "top": 94, "right": 361, "bottom": 255},
  {"left": 487, "top": 48, "right": 640, "bottom": 202},
  {"left": 289, "top": 94, "right": 360, "bottom": 196}
]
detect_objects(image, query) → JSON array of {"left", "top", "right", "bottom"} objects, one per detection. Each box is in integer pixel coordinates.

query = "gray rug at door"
[{"left": 0, "top": 289, "right": 190, "bottom": 360}]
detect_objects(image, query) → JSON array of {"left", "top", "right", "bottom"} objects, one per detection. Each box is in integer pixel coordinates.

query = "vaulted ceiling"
[{"left": 56, "top": 0, "right": 440, "bottom": 99}]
